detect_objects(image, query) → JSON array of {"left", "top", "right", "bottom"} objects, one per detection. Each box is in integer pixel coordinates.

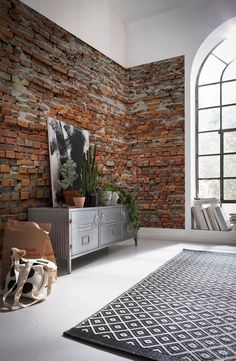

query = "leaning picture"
[{"left": 47, "top": 118, "right": 89, "bottom": 207}]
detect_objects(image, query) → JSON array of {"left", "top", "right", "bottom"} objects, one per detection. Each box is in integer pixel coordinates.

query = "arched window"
[{"left": 196, "top": 38, "right": 236, "bottom": 203}]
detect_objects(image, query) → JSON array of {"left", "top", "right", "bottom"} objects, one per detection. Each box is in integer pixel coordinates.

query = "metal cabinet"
[{"left": 28, "top": 206, "right": 135, "bottom": 273}]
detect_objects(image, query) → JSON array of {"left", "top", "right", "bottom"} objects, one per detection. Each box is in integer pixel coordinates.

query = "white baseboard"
[{"left": 139, "top": 227, "right": 236, "bottom": 245}]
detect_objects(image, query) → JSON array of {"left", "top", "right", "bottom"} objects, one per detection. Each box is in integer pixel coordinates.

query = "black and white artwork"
[{"left": 47, "top": 118, "right": 89, "bottom": 207}]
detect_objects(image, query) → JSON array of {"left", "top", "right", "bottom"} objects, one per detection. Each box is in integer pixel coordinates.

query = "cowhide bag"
[{"left": 2, "top": 247, "right": 57, "bottom": 309}]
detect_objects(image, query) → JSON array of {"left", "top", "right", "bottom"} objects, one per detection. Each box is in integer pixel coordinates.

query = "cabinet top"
[{"left": 28, "top": 205, "right": 126, "bottom": 212}]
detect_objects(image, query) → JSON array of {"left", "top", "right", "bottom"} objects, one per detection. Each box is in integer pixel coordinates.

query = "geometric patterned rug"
[{"left": 63, "top": 249, "right": 236, "bottom": 360}]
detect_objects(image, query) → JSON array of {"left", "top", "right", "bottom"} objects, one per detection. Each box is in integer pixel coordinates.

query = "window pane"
[
  {"left": 222, "top": 106, "right": 236, "bottom": 129},
  {"left": 199, "top": 156, "right": 220, "bottom": 178},
  {"left": 224, "top": 179, "right": 236, "bottom": 200},
  {"left": 198, "top": 108, "right": 220, "bottom": 131},
  {"left": 199, "top": 179, "right": 220, "bottom": 199},
  {"left": 198, "top": 132, "right": 220, "bottom": 155},
  {"left": 199, "top": 54, "right": 225, "bottom": 85},
  {"left": 224, "top": 131, "right": 236, "bottom": 153},
  {"left": 198, "top": 84, "right": 220, "bottom": 108},
  {"left": 223, "top": 60, "right": 236, "bottom": 81},
  {"left": 224, "top": 154, "right": 236, "bottom": 177},
  {"left": 222, "top": 81, "right": 236, "bottom": 105},
  {"left": 213, "top": 38, "right": 236, "bottom": 64}
]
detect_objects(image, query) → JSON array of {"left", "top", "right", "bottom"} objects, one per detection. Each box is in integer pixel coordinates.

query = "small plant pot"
[
  {"left": 85, "top": 193, "right": 98, "bottom": 207},
  {"left": 98, "top": 191, "right": 112, "bottom": 206},
  {"left": 73, "top": 196, "right": 85, "bottom": 208}
]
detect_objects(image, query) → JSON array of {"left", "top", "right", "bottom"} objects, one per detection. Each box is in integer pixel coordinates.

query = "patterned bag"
[{"left": 2, "top": 247, "right": 57, "bottom": 309}]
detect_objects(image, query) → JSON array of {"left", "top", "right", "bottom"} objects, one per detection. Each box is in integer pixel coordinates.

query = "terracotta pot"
[
  {"left": 73, "top": 196, "right": 85, "bottom": 208},
  {"left": 63, "top": 190, "right": 78, "bottom": 206}
]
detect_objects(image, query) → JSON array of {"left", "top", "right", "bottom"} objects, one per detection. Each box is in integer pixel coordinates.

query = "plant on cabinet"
[
  {"left": 57, "top": 159, "right": 79, "bottom": 206},
  {"left": 104, "top": 183, "right": 140, "bottom": 239},
  {"left": 80, "top": 145, "right": 99, "bottom": 207}
]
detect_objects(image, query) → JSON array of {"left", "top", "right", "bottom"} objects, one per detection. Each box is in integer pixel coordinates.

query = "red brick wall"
[
  {"left": 0, "top": 0, "right": 185, "bottom": 245},
  {"left": 126, "top": 60, "right": 185, "bottom": 227}
]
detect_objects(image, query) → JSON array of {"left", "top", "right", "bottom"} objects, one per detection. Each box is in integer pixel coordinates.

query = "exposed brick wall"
[
  {"left": 126, "top": 60, "right": 185, "bottom": 228},
  {"left": 0, "top": 0, "right": 185, "bottom": 248}
]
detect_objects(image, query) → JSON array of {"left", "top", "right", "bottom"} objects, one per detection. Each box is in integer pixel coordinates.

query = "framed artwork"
[{"left": 47, "top": 118, "right": 89, "bottom": 207}]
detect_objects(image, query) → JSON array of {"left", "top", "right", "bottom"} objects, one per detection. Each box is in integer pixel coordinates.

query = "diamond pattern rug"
[{"left": 64, "top": 249, "right": 236, "bottom": 360}]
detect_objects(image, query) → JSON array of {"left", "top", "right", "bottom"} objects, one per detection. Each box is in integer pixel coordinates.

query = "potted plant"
[
  {"left": 80, "top": 145, "right": 99, "bottom": 207},
  {"left": 57, "top": 159, "right": 79, "bottom": 206},
  {"left": 104, "top": 183, "right": 140, "bottom": 240}
]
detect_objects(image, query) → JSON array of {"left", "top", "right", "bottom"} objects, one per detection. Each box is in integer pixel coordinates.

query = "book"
[
  {"left": 212, "top": 207, "right": 225, "bottom": 231},
  {"left": 191, "top": 206, "right": 201, "bottom": 229},
  {"left": 192, "top": 206, "right": 208, "bottom": 230},
  {"left": 206, "top": 206, "right": 220, "bottom": 231},
  {"left": 196, "top": 206, "right": 208, "bottom": 230},
  {"left": 214, "top": 206, "right": 231, "bottom": 231},
  {"left": 194, "top": 197, "right": 219, "bottom": 205},
  {"left": 229, "top": 213, "right": 236, "bottom": 220},
  {"left": 202, "top": 208, "right": 213, "bottom": 230}
]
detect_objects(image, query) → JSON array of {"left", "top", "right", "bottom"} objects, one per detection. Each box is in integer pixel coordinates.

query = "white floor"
[{"left": 1, "top": 238, "right": 236, "bottom": 361}]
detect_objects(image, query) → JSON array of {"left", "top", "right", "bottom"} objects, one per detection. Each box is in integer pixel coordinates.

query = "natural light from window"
[{"left": 196, "top": 37, "right": 236, "bottom": 203}]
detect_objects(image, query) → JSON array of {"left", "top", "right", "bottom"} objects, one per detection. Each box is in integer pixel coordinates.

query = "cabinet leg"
[{"left": 68, "top": 258, "right": 72, "bottom": 274}]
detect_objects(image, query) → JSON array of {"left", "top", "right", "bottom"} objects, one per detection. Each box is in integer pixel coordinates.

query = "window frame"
[{"left": 195, "top": 41, "right": 236, "bottom": 203}]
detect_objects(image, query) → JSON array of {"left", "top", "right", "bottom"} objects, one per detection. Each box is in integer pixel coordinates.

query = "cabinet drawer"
[
  {"left": 99, "top": 207, "right": 121, "bottom": 246},
  {"left": 71, "top": 210, "right": 99, "bottom": 256}
]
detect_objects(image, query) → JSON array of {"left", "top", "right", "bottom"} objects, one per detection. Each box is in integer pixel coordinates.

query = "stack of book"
[
  {"left": 229, "top": 214, "right": 236, "bottom": 231},
  {"left": 191, "top": 198, "right": 232, "bottom": 231}
]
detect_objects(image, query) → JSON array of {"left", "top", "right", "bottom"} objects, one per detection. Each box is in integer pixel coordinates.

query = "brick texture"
[
  {"left": 0, "top": 0, "right": 185, "bottom": 249},
  {"left": 127, "top": 60, "right": 185, "bottom": 227}
]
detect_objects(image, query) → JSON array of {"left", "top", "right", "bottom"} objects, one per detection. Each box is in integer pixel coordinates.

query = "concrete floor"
[{"left": 0, "top": 238, "right": 236, "bottom": 361}]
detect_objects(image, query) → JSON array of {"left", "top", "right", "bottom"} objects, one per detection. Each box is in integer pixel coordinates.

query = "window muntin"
[
  {"left": 198, "top": 54, "right": 225, "bottom": 85},
  {"left": 224, "top": 131, "right": 236, "bottom": 152},
  {"left": 212, "top": 38, "right": 236, "bottom": 63},
  {"left": 224, "top": 179, "right": 236, "bottom": 200},
  {"left": 196, "top": 39, "right": 236, "bottom": 203},
  {"left": 222, "top": 80, "right": 236, "bottom": 104},
  {"left": 198, "top": 84, "right": 220, "bottom": 108},
  {"left": 222, "top": 60, "right": 236, "bottom": 80},
  {"left": 199, "top": 179, "right": 220, "bottom": 199},
  {"left": 199, "top": 155, "right": 220, "bottom": 178},
  {"left": 198, "top": 132, "right": 220, "bottom": 155},
  {"left": 198, "top": 108, "right": 220, "bottom": 131},
  {"left": 222, "top": 106, "right": 236, "bottom": 129}
]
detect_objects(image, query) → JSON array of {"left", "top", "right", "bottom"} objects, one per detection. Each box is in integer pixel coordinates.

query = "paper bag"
[{"left": 1, "top": 220, "right": 57, "bottom": 285}]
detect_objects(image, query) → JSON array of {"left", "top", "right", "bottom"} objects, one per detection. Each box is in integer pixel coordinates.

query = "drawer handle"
[
  {"left": 100, "top": 214, "right": 116, "bottom": 226},
  {"left": 77, "top": 223, "right": 93, "bottom": 231},
  {"left": 94, "top": 214, "right": 99, "bottom": 225},
  {"left": 103, "top": 220, "right": 116, "bottom": 226},
  {"left": 100, "top": 214, "right": 106, "bottom": 224}
]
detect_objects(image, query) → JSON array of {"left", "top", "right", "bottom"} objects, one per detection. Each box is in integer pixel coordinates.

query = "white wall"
[
  {"left": 21, "top": 0, "right": 126, "bottom": 67},
  {"left": 126, "top": 0, "right": 236, "bottom": 67}
]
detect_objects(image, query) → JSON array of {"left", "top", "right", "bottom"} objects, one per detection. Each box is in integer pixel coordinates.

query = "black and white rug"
[{"left": 64, "top": 249, "right": 236, "bottom": 360}]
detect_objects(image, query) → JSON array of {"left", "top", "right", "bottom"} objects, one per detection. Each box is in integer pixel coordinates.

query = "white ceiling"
[{"left": 106, "top": 0, "right": 207, "bottom": 24}]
